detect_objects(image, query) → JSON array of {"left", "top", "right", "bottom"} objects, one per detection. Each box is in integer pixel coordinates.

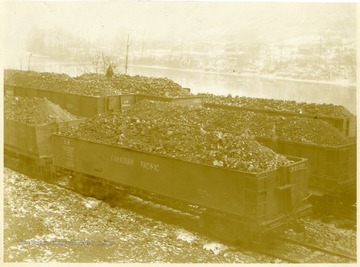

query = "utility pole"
[
  {"left": 338, "top": 39, "right": 343, "bottom": 72},
  {"left": 318, "top": 38, "right": 322, "bottom": 64},
  {"left": 28, "top": 53, "right": 32, "bottom": 71},
  {"left": 125, "top": 34, "right": 130, "bottom": 74},
  {"left": 142, "top": 38, "right": 144, "bottom": 58}
]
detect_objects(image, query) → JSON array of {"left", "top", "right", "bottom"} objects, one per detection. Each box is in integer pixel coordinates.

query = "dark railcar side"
[
  {"left": 257, "top": 137, "right": 356, "bottom": 207},
  {"left": 204, "top": 103, "right": 356, "bottom": 137},
  {"left": 136, "top": 94, "right": 206, "bottom": 106},
  {"left": 4, "top": 85, "right": 137, "bottom": 117},
  {"left": 4, "top": 119, "right": 85, "bottom": 159},
  {"left": 51, "top": 134, "right": 310, "bottom": 242}
]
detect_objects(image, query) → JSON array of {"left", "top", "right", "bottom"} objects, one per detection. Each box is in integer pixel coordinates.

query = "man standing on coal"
[{"left": 106, "top": 65, "right": 114, "bottom": 78}]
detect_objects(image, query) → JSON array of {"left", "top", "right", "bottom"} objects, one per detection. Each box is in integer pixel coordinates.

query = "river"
[
  {"left": 127, "top": 65, "right": 356, "bottom": 115},
  {"left": 22, "top": 61, "right": 357, "bottom": 114}
]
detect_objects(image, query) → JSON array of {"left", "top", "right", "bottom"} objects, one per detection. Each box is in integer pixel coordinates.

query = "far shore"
[
  {"left": 7, "top": 57, "right": 356, "bottom": 87},
  {"left": 128, "top": 64, "right": 356, "bottom": 87}
]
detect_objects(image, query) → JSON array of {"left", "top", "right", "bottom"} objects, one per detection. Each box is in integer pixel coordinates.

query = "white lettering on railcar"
[
  {"left": 62, "top": 139, "right": 75, "bottom": 168},
  {"left": 122, "top": 99, "right": 131, "bottom": 107},
  {"left": 64, "top": 139, "right": 71, "bottom": 146},
  {"left": 289, "top": 163, "right": 306, "bottom": 172},
  {"left": 140, "top": 161, "right": 160, "bottom": 172},
  {"left": 110, "top": 155, "right": 134, "bottom": 166}
]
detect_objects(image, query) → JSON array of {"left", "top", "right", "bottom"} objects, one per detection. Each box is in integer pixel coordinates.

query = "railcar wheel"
[
  {"left": 107, "top": 189, "right": 126, "bottom": 207},
  {"left": 70, "top": 174, "right": 91, "bottom": 196},
  {"left": 89, "top": 181, "right": 111, "bottom": 200},
  {"left": 199, "top": 213, "right": 239, "bottom": 243}
]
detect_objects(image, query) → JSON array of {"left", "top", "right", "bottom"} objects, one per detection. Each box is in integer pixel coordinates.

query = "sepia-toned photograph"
[{"left": 1, "top": 0, "right": 357, "bottom": 264}]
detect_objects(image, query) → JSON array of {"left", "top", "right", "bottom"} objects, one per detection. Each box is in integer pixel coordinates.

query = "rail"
[{"left": 277, "top": 236, "right": 356, "bottom": 262}]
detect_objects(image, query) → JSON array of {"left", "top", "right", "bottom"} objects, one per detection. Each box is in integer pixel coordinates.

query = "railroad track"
[
  {"left": 250, "top": 246, "right": 301, "bottom": 263},
  {"left": 5, "top": 161, "right": 356, "bottom": 263},
  {"left": 277, "top": 237, "right": 357, "bottom": 263}
]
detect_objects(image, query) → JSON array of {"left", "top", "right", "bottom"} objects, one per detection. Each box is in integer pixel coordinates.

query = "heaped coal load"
[
  {"left": 4, "top": 69, "right": 191, "bottom": 97},
  {"left": 4, "top": 95, "right": 83, "bottom": 159},
  {"left": 4, "top": 69, "right": 73, "bottom": 92},
  {"left": 74, "top": 73, "right": 190, "bottom": 97},
  {"left": 204, "top": 94, "right": 354, "bottom": 118},
  {"left": 122, "top": 100, "right": 351, "bottom": 146},
  {"left": 65, "top": 113, "right": 293, "bottom": 173},
  {"left": 4, "top": 95, "right": 77, "bottom": 125},
  {"left": 4, "top": 69, "right": 122, "bottom": 96},
  {"left": 109, "top": 74, "right": 190, "bottom": 97}
]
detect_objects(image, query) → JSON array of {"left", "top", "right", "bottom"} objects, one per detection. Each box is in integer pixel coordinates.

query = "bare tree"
[
  {"left": 27, "top": 53, "right": 32, "bottom": 71},
  {"left": 92, "top": 54, "right": 101, "bottom": 74},
  {"left": 18, "top": 55, "right": 24, "bottom": 70}
]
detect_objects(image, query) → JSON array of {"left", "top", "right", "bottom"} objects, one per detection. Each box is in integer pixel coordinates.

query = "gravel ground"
[
  {"left": 285, "top": 217, "right": 357, "bottom": 255},
  {"left": 4, "top": 168, "right": 275, "bottom": 263}
]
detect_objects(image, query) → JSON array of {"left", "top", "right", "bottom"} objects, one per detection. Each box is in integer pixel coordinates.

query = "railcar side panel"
[
  {"left": 52, "top": 135, "right": 309, "bottom": 224},
  {"left": 4, "top": 120, "right": 56, "bottom": 158},
  {"left": 4, "top": 119, "right": 86, "bottom": 159},
  {"left": 25, "top": 87, "right": 39, "bottom": 98},
  {"left": 107, "top": 96, "right": 121, "bottom": 112},
  {"left": 4, "top": 85, "right": 110, "bottom": 117},
  {"left": 49, "top": 91, "right": 67, "bottom": 110},
  {"left": 64, "top": 93, "right": 81, "bottom": 115},
  {"left": 170, "top": 97, "right": 205, "bottom": 106},
  {"left": 204, "top": 103, "right": 356, "bottom": 137},
  {"left": 36, "top": 87, "right": 52, "bottom": 100},
  {"left": 136, "top": 94, "right": 206, "bottom": 106},
  {"left": 12, "top": 86, "right": 28, "bottom": 97},
  {"left": 107, "top": 95, "right": 137, "bottom": 112},
  {"left": 78, "top": 96, "right": 105, "bottom": 117},
  {"left": 121, "top": 95, "right": 137, "bottom": 110},
  {"left": 258, "top": 137, "right": 356, "bottom": 197},
  {"left": 4, "top": 85, "right": 15, "bottom": 96}
]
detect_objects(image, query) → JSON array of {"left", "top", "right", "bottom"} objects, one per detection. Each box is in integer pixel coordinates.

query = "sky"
[{"left": 1, "top": 1, "right": 357, "bottom": 58}]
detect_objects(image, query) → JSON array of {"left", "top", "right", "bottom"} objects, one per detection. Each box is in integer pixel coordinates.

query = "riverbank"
[
  {"left": 129, "top": 64, "right": 356, "bottom": 87},
  {"left": 11, "top": 56, "right": 356, "bottom": 87}
]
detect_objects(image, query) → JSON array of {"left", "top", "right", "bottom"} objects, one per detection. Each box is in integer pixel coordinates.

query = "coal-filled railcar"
[
  {"left": 204, "top": 102, "right": 356, "bottom": 138},
  {"left": 257, "top": 137, "right": 356, "bottom": 212},
  {"left": 135, "top": 94, "right": 206, "bottom": 106},
  {"left": 4, "top": 85, "right": 137, "bottom": 117},
  {"left": 51, "top": 134, "right": 311, "bottom": 244},
  {"left": 4, "top": 118, "right": 85, "bottom": 175}
]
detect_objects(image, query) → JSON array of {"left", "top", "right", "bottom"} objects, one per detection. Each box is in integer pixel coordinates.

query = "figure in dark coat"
[{"left": 106, "top": 65, "right": 114, "bottom": 78}]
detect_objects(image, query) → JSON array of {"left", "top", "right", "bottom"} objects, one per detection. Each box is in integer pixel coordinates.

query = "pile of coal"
[
  {"left": 72, "top": 73, "right": 122, "bottom": 95},
  {"left": 5, "top": 69, "right": 190, "bottom": 97},
  {"left": 4, "top": 95, "right": 77, "bottom": 125},
  {"left": 123, "top": 99, "right": 217, "bottom": 127},
  {"left": 4, "top": 69, "right": 73, "bottom": 91},
  {"left": 65, "top": 113, "right": 293, "bottom": 173},
  {"left": 4, "top": 70, "right": 124, "bottom": 96},
  {"left": 111, "top": 74, "right": 189, "bottom": 97},
  {"left": 215, "top": 112, "right": 351, "bottom": 146},
  {"left": 122, "top": 100, "right": 351, "bottom": 146},
  {"left": 74, "top": 73, "right": 190, "bottom": 97},
  {"left": 204, "top": 94, "right": 354, "bottom": 118}
]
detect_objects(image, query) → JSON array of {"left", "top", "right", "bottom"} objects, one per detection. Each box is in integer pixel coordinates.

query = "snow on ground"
[{"left": 4, "top": 168, "right": 270, "bottom": 263}]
